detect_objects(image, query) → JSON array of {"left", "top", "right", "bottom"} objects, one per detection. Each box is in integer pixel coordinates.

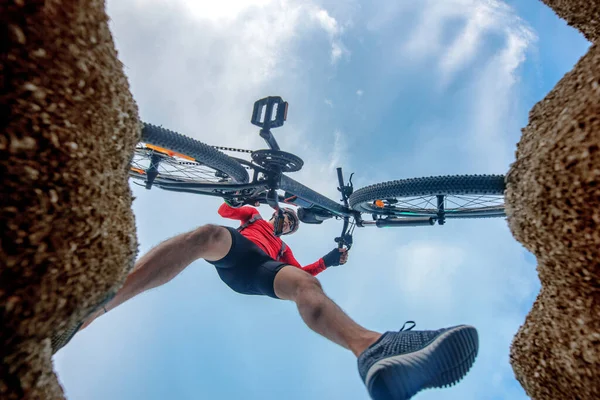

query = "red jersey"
[{"left": 218, "top": 203, "right": 326, "bottom": 276}]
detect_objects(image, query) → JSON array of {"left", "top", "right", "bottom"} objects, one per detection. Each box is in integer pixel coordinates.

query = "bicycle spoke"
[
  {"left": 163, "top": 158, "right": 215, "bottom": 181},
  {"left": 452, "top": 195, "right": 503, "bottom": 208},
  {"left": 373, "top": 193, "right": 503, "bottom": 215},
  {"left": 385, "top": 195, "right": 434, "bottom": 210},
  {"left": 450, "top": 196, "right": 503, "bottom": 210},
  {"left": 130, "top": 146, "right": 233, "bottom": 184}
]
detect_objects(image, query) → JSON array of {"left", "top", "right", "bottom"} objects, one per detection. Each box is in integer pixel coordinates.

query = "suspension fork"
[{"left": 145, "top": 153, "right": 162, "bottom": 189}]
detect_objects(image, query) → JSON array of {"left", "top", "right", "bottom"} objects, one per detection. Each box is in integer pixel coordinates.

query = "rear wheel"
[
  {"left": 129, "top": 124, "right": 250, "bottom": 193},
  {"left": 349, "top": 175, "right": 506, "bottom": 219}
]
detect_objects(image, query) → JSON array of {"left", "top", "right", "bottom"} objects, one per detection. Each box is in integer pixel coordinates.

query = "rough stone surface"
[
  {"left": 0, "top": 0, "right": 140, "bottom": 399},
  {"left": 540, "top": 0, "right": 600, "bottom": 43},
  {"left": 506, "top": 41, "right": 600, "bottom": 400}
]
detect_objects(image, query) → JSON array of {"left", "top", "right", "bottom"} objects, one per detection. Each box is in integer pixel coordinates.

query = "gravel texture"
[
  {"left": 506, "top": 27, "right": 600, "bottom": 400},
  {"left": 1, "top": 1, "right": 140, "bottom": 398}
]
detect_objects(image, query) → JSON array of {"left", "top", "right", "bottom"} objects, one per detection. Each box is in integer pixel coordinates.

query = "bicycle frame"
[
  {"left": 151, "top": 165, "right": 353, "bottom": 218},
  {"left": 150, "top": 157, "right": 358, "bottom": 247}
]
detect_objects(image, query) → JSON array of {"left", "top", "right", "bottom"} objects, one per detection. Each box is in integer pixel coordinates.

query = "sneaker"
[
  {"left": 51, "top": 319, "right": 86, "bottom": 354},
  {"left": 51, "top": 291, "right": 116, "bottom": 354},
  {"left": 357, "top": 321, "right": 479, "bottom": 400}
]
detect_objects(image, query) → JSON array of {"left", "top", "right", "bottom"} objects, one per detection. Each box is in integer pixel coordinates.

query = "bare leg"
[
  {"left": 79, "top": 225, "right": 231, "bottom": 330},
  {"left": 274, "top": 266, "right": 381, "bottom": 357}
]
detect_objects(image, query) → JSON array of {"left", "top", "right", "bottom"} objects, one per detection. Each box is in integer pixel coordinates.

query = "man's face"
[
  {"left": 282, "top": 214, "right": 294, "bottom": 235},
  {"left": 272, "top": 212, "right": 295, "bottom": 235}
]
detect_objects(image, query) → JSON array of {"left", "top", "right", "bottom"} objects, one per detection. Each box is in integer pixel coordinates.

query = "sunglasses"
[{"left": 282, "top": 214, "right": 297, "bottom": 233}]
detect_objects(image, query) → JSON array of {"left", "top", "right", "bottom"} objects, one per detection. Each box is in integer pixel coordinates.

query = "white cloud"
[
  {"left": 356, "top": 89, "right": 363, "bottom": 96},
  {"left": 367, "top": 2, "right": 420, "bottom": 32},
  {"left": 105, "top": 0, "right": 350, "bottom": 150},
  {"left": 328, "top": 129, "right": 347, "bottom": 171},
  {"left": 395, "top": 242, "right": 465, "bottom": 304},
  {"left": 310, "top": 6, "right": 349, "bottom": 63},
  {"left": 313, "top": 8, "right": 340, "bottom": 36},
  {"left": 400, "top": 2, "right": 459, "bottom": 61},
  {"left": 324, "top": 98, "right": 333, "bottom": 107},
  {"left": 363, "top": 0, "right": 536, "bottom": 175},
  {"left": 468, "top": 25, "right": 536, "bottom": 171},
  {"left": 397, "top": 0, "right": 536, "bottom": 85},
  {"left": 141, "top": 0, "right": 274, "bottom": 21},
  {"left": 438, "top": 3, "right": 494, "bottom": 82},
  {"left": 330, "top": 42, "right": 344, "bottom": 63}
]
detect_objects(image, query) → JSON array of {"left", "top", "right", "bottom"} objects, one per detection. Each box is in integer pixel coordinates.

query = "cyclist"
[{"left": 77, "top": 201, "right": 479, "bottom": 400}]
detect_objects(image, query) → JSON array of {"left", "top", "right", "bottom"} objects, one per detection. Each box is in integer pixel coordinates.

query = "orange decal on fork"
[
  {"left": 145, "top": 144, "right": 194, "bottom": 161},
  {"left": 130, "top": 167, "right": 146, "bottom": 175}
]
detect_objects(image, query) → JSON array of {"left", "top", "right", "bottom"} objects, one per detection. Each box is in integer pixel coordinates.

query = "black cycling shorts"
[{"left": 207, "top": 227, "right": 287, "bottom": 299}]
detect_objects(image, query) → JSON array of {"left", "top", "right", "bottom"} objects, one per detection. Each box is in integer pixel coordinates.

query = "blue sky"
[{"left": 53, "top": 1, "right": 590, "bottom": 399}]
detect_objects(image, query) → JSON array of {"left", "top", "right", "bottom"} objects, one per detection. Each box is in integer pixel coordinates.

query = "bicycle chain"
[
  {"left": 157, "top": 146, "right": 254, "bottom": 169},
  {"left": 211, "top": 146, "right": 253, "bottom": 154},
  {"left": 211, "top": 145, "right": 255, "bottom": 170}
]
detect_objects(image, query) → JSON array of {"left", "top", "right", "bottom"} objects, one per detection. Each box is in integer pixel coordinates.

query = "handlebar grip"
[{"left": 336, "top": 167, "right": 345, "bottom": 188}]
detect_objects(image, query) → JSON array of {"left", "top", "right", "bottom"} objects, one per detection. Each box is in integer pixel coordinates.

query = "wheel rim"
[
  {"left": 355, "top": 194, "right": 505, "bottom": 218},
  {"left": 129, "top": 143, "right": 236, "bottom": 185}
]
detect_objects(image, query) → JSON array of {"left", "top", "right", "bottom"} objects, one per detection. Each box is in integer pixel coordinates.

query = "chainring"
[{"left": 251, "top": 149, "right": 304, "bottom": 172}]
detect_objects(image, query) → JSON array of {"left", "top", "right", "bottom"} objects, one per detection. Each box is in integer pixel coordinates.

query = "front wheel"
[
  {"left": 129, "top": 123, "right": 250, "bottom": 191},
  {"left": 349, "top": 175, "right": 506, "bottom": 219}
]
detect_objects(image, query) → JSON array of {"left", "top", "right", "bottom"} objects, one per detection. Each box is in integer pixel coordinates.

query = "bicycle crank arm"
[{"left": 362, "top": 217, "right": 436, "bottom": 227}]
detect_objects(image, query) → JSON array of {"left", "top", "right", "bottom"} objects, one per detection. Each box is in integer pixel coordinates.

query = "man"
[{"left": 77, "top": 202, "right": 479, "bottom": 400}]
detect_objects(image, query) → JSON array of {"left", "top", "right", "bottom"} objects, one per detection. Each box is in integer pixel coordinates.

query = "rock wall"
[
  {"left": 0, "top": 1, "right": 140, "bottom": 398},
  {"left": 540, "top": 0, "right": 599, "bottom": 42},
  {"left": 506, "top": 2, "right": 600, "bottom": 398}
]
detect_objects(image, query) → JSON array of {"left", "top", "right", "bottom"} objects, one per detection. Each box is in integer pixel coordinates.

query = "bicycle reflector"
[
  {"left": 374, "top": 199, "right": 385, "bottom": 208},
  {"left": 251, "top": 96, "right": 288, "bottom": 130}
]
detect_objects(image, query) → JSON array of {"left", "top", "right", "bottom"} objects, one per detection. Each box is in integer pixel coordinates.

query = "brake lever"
[{"left": 335, "top": 234, "right": 353, "bottom": 251}]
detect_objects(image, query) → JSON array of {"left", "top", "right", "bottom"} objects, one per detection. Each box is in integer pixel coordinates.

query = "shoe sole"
[
  {"left": 50, "top": 291, "right": 117, "bottom": 354},
  {"left": 365, "top": 325, "right": 479, "bottom": 400}
]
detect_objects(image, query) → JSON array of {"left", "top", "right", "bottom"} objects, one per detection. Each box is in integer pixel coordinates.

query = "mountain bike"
[{"left": 129, "top": 96, "right": 506, "bottom": 248}]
